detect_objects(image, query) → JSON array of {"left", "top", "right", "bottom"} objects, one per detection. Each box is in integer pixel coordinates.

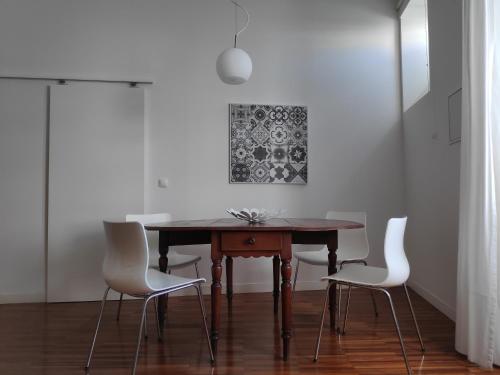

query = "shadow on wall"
[{"left": 332, "top": 120, "right": 406, "bottom": 269}]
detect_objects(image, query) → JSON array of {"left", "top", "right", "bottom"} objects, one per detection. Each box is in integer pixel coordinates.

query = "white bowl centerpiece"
[{"left": 226, "top": 208, "right": 283, "bottom": 224}]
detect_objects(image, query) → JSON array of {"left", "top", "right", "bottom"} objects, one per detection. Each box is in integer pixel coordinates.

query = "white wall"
[
  {"left": 0, "top": 0, "right": 405, "bottom": 301},
  {"left": 403, "top": 0, "right": 461, "bottom": 320},
  {"left": 0, "top": 81, "right": 47, "bottom": 303},
  {"left": 47, "top": 85, "right": 145, "bottom": 302}
]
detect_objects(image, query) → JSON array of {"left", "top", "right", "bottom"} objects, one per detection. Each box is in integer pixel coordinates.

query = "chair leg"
[
  {"left": 132, "top": 297, "right": 149, "bottom": 375},
  {"left": 195, "top": 285, "right": 215, "bottom": 363},
  {"left": 314, "top": 282, "right": 333, "bottom": 361},
  {"left": 292, "top": 260, "right": 300, "bottom": 299},
  {"left": 341, "top": 285, "right": 352, "bottom": 335},
  {"left": 143, "top": 309, "right": 148, "bottom": 340},
  {"left": 336, "top": 262, "right": 344, "bottom": 332},
  {"left": 85, "top": 287, "right": 110, "bottom": 371},
  {"left": 194, "top": 263, "right": 200, "bottom": 278},
  {"left": 360, "top": 260, "right": 379, "bottom": 317},
  {"left": 336, "top": 284, "right": 342, "bottom": 334},
  {"left": 381, "top": 289, "right": 412, "bottom": 375},
  {"left": 153, "top": 297, "right": 162, "bottom": 341},
  {"left": 403, "top": 284, "right": 425, "bottom": 352},
  {"left": 116, "top": 293, "right": 123, "bottom": 321}
]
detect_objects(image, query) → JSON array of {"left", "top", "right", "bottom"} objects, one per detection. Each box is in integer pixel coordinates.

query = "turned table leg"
[
  {"left": 273, "top": 255, "right": 280, "bottom": 314},
  {"left": 327, "top": 231, "right": 338, "bottom": 330},
  {"left": 281, "top": 233, "right": 293, "bottom": 360},
  {"left": 157, "top": 232, "right": 169, "bottom": 334},
  {"left": 226, "top": 256, "right": 233, "bottom": 309},
  {"left": 211, "top": 232, "right": 222, "bottom": 353}
]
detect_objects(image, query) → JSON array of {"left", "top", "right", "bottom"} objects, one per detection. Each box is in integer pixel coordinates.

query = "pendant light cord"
[{"left": 230, "top": 0, "right": 250, "bottom": 47}]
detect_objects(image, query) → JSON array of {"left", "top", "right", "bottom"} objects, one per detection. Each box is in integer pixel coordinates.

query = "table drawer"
[{"left": 221, "top": 231, "right": 283, "bottom": 251}]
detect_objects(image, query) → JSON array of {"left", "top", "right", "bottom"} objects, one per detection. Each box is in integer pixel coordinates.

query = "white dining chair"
[
  {"left": 293, "top": 211, "right": 378, "bottom": 323},
  {"left": 85, "top": 221, "right": 213, "bottom": 375},
  {"left": 115, "top": 213, "right": 202, "bottom": 322},
  {"left": 313, "top": 217, "right": 424, "bottom": 375}
]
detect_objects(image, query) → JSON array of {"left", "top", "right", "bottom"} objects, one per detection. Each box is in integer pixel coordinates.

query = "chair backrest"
[
  {"left": 102, "top": 221, "right": 152, "bottom": 295},
  {"left": 382, "top": 217, "right": 410, "bottom": 286},
  {"left": 126, "top": 213, "right": 172, "bottom": 225},
  {"left": 326, "top": 211, "right": 369, "bottom": 260},
  {"left": 126, "top": 213, "right": 171, "bottom": 250}
]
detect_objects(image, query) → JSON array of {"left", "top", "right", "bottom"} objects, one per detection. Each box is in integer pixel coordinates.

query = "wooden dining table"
[{"left": 145, "top": 217, "right": 364, "bottom": 360}]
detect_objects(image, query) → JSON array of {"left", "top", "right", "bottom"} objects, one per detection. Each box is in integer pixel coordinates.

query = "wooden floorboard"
[{"left": 0, "top": 287, "right": 497, "bottom": 374}]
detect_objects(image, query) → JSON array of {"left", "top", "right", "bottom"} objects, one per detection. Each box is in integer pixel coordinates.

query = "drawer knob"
[{"left": 246, "top": 237, "right": 256, "bottom": 245}]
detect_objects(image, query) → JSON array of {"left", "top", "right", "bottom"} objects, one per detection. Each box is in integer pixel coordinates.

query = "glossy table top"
[{"left": 144, "top": 218, "right": 364, "bottom": 232}]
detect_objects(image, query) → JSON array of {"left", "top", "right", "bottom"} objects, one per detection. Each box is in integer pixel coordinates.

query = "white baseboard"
[{"left": 407, "top": 280, "right": 456, "bottom": 321}]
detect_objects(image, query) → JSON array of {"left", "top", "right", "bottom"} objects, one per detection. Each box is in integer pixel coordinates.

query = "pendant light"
[{"left": 216, "top": 1, "right": 252, "bottom": 85}]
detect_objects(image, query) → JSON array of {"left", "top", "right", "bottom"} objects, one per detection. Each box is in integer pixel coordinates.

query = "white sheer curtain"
[{"left": 455, "top": 0, "right": 500, "bottom": 368}]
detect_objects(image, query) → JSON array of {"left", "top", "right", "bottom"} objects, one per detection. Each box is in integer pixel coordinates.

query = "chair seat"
[
  {"left": 146, "top": 269, "right": 205, "bottom": 292},
  {"left": 322, "top": 264, "right": 389, "bottom": 287},
  {"left": 294, "top": 247, "right": 367, "bottom": 266},
  {"left": 149, "top": 250, "right": 201, "bottom": 270}
]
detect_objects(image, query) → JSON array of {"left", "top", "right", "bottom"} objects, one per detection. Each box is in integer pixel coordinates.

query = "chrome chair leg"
[
  {"left": 314, "top": 282, "right": 333, "bottom": 361},
  {"left": 360, "top": 260, "right": 379, "bottom": 317},
  {"left": 403, "top": 284, "right": 425, "bottom": 352},
  {"left": 336, "top": 284, "right": 342, "bottom": 334},
  {"left": 195, "top": 285, "right": 215, "bottom": 363},
  {"left": 292, "top": 260, "right": 300, "bottom": 299},
  {"left": 143, "top": 308, "right": 148, "bottom": 340},
  {"left": 381, "top": 289, "right": 412, "bottom": 375},
  {"left": 195, "top": 263, "right": 200, "bottom": 278},
  {"left": 132, "top": 297, "right": 149, "bottom": 375},
  {"left": 341, "top": 285, "right": 352, "bottom": 335},
  {"left": 85, "top": 287, "right": 111, "bottom": 371},
  {"left": 116, "top": 292, "right": 123, "bottom": 321},
  {"left": 336, "top": 262, "right": 344, "bottom": 333}
]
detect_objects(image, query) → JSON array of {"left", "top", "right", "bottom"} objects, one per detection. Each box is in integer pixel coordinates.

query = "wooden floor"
[{"left": 0, "top": 287, "right": 497, "bottom": 375}]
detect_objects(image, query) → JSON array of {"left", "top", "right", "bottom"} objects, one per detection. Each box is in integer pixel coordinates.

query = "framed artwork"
[{"left": 229, "top": 104, "right": 308, "bottom": 184}]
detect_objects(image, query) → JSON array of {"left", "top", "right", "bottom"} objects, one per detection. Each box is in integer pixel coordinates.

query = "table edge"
[{"left": 144, "top": 218, "right": 364, "bottom": 232}]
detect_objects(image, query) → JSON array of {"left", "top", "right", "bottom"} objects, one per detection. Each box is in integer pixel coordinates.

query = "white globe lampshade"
[{"left": 216, "top": 47, "right": 253, "bottom": 85}]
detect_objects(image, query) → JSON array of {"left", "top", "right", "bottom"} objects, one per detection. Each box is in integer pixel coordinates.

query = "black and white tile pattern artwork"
[{"left": 229, "top": 104, "right": 308, "bottom": 184}]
